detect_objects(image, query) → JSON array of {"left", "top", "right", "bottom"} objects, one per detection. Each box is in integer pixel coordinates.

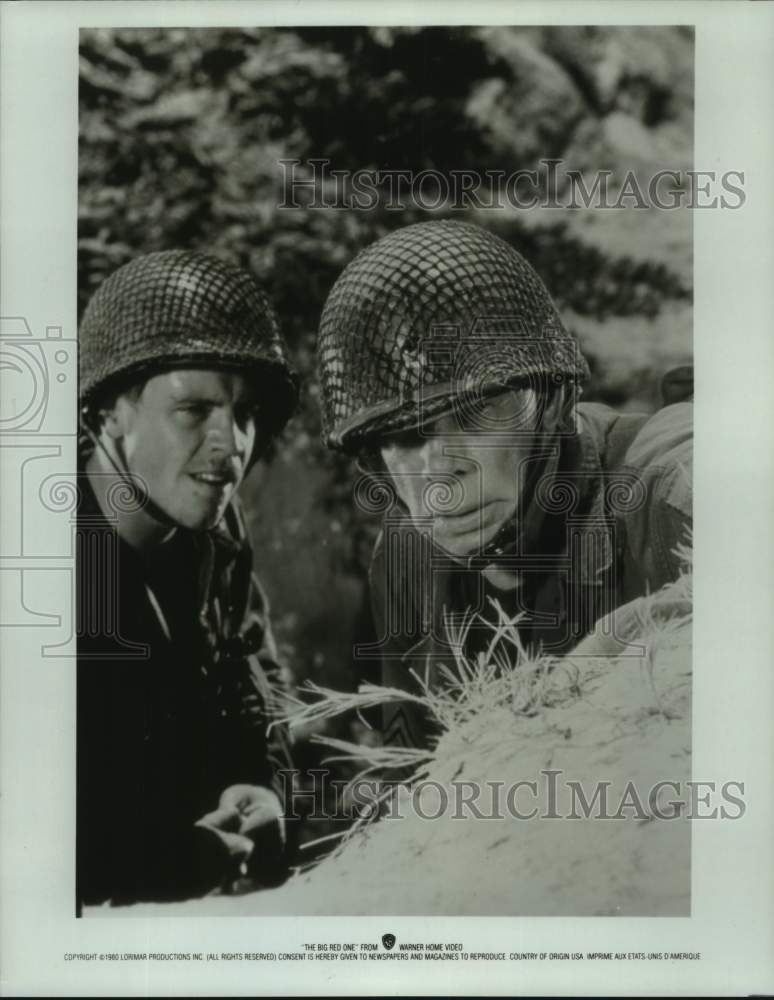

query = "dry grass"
[{"left": 276, "top": 544, "right": 692, "bottom": 860}]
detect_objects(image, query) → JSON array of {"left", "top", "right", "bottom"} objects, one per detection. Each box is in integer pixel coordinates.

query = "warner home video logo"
[{"left": 0, "top": 317, "right": 81, "bottom": 655}]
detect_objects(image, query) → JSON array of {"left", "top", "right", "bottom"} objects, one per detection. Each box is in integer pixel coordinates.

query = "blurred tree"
[{"left": 79, "top": 25, "right": 693, "bottom": 701}]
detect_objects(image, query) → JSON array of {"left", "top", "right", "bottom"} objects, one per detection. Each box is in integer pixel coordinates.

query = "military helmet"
[
  {"left": 79, "top": 250, "right": 298, "bottom": 434},
  {"left": 317, "top": 220, "right": 588, "bottom": 452}
]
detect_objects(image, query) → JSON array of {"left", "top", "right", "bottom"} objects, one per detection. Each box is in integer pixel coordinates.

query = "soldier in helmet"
[
  {"left": 77, "top": 251, "right": 299, "bottom": 908},
  {"left": 317, "top": 220, "right": 692, "bottom": 750}
]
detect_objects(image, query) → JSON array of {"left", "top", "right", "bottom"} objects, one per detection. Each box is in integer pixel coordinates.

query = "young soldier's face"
[
  {"left": 106, "top": 369, "right": 259, "bottom": 531},
  {"left": 380, "top": 389, "right": 539, "bottom": 559}
]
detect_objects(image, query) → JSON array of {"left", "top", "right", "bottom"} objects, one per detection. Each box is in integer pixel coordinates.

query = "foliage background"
[{"left": 78, "top": 25, "right": 693, "bottom": 739}]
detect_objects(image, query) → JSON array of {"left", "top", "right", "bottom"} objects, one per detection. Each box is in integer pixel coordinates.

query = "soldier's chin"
[
  {"left": 432, "top": 520, "right": 503, "bottom": 561},
  {"left": 427, "top": 499, "right": 510, "bottom": 559},
  {"left": 172, "top": 499, "right": 229, "bottom": 532}
]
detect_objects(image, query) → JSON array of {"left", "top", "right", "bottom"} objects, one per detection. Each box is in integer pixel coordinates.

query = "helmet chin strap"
[{"left": 83, "top": 422, "right": 179, "bottom": 531}]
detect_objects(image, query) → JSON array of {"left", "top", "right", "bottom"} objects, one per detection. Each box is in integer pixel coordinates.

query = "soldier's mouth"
[
  {"left": 433, "top": 499, "right": 501, "bottom": 531},
  {"left": 189, "top": 472, "right": 235, "bottom": 487}
]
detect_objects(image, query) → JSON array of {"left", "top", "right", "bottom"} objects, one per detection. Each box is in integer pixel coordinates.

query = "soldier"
[
  {"left": 77, "top": 251, "right": 299, "bottom": 908},
  {"left": 317, "top": 220, "right": 692, "bottom": 750}
]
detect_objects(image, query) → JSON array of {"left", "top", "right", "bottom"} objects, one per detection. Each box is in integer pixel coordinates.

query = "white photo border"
[{"left": 1, "top": 1, "right": 772, "bottom": 995}]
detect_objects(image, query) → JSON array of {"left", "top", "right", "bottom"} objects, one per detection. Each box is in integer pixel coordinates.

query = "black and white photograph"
[
  {"left": 77, "top": 21, "right": 697, "bottom": 917},
  {"left": 1, "top": 2, "right": 773, "bottom": 996}
]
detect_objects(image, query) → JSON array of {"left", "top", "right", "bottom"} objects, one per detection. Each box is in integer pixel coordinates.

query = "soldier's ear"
[
  {"left": 98, "top": 396, "right": 135, "bottom": 441},
  {"left": 85, "top": 380, "right": 144, "bottom": 441},
  {"left": 96, "top": 405, "right": 122, "bottom": 440}
]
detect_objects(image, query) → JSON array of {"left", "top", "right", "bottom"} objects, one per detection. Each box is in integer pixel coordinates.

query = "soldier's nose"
[
  {"left": 421, "top": 434, "right": 473, "bottom": 479},
  {"left": 205, "top": 409, "right": 243, "bottom": 459}
]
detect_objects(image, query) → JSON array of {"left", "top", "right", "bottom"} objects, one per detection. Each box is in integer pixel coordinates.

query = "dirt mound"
[{"left": 99, "top": 574, "right": 691, "bottom": 918}]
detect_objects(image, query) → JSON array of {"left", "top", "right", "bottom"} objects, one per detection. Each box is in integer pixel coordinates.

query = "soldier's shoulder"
[
  {"left": 623, "top": 403, "right": 692, "bottom": 516},
  {"left": 578, "top": 399, "right": 692, "bottom": 519},
  {"left": 625, "top": 402, "right": 692, "bottom": 470}
]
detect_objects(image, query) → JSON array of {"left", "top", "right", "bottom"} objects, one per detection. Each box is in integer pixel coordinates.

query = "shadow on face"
[
  {"left": 379, "top": 389, "right": 540, "bottom": 558},
  {"left": 98, "top": 368, "right": 261, "bottom": 535}
]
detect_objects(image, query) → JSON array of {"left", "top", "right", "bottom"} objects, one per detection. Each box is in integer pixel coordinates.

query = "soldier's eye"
[{"left": 178, "top": 403, "right": 209, "bottom": 419}]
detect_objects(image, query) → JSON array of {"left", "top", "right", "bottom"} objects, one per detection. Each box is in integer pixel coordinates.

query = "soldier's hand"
[
  {"left": 193, "top": 805, "right": 255, "bottom": 867},
  {"left": 211, "top": 785, "right": 287, "bottom": 886},
  {"left": 218, "top": 784, "right": 286, "bottom": 846}
]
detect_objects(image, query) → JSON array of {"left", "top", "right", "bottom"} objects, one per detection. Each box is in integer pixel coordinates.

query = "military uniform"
[
  {"left": 366, "top": 400, "right": 692, "bottom": 750},
  {"left": 317, "top": 220, "right": 693, "bottom": 752},
  {"left": 77, "top": 462, "right": 294, "bottom": 905},
  {"left": 77, "top": 250, "right": 299, "bottom": 907}
]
